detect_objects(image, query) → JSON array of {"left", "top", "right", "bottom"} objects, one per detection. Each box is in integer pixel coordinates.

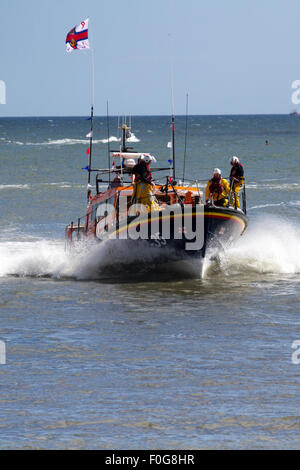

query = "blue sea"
[{"left": 0, "top": 114, "right": 300, "bottom": 449}]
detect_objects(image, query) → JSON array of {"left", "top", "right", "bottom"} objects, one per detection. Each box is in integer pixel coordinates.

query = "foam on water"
[
  {"left": 0, "top": 239, "right": 113, "bottom": 280},
  {"left": 0, "top": 184, "right": 30, "bottom": 190},
  {"left": 215, "top": 216, "right": 300, "bottom": 276},
  {"left": 246, "top": 182, "right": 300, "bottom": 190},
  {"left": 3, "top": 134, "right": 140, "bottom": 146},
  {"left": 0, "top": 238, "right": 181, "bottom": 281},
  {"left": 3, "top": 133, "right": 141, "bottom": 146},
  {"left": 0, "top": 216, "right": 299, "bottom": 281},
  {"left": 126, "top": 133, "right": 140, "bottom": 143},
  {"left": 2, "top": 136, "right": 123, "bottom": 146}
]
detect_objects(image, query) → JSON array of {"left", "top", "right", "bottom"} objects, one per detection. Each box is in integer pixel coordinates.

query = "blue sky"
[{"left": 1, "top": 0, "right": 300, "bottom": 116}]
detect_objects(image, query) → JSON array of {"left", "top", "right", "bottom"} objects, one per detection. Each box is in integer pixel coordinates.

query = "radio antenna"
[
  {"left": 183, "top": 92, "right": 189, "bottom": 183},
  {"left": 168, "top": 34, "right": 176, "bottom": 181},
  {"left": 106, "top": 100, "right": 111, "bottom": 185}
]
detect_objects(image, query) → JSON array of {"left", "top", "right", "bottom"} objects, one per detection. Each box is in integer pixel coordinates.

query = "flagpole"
[
  {"left": 90, "top": 21, "right": 95, "bottom": 109},
  {"left": 88, "top": 106, "right": 93, "bottom": 184},
  {"left": 65, "top": 18, "right": 94, "bottom": 202},
  {"left": 87, "top": 18, "right": 95, "bottom": 202}
]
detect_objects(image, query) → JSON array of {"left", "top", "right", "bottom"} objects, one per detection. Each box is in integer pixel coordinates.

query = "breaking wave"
[
  {"left": 0, "top": 182, "right": 85, "bottom": 191},
  {"left": 0, "top": 239, "right": 180, "bottom": 281},
  {"left": 2, "top": 134, "right": 141, "bottom": 147},
  {"left": 247, "top": 182, "right": 300, "bottom": 190},
  {"left": 209, "top": 216, "right": 300, "bottom": 277},
  {"left": 126, "top": 133, "right": 140, "bottom": 143},
  {"left": 0, "top": 184, "right": 30, "bottom": 190},
  {"left": 0, "top": 239, "right": 98, "bottom": 280},
  {"left": 27, "top": 137, "right": 121, "bottom": 146}
]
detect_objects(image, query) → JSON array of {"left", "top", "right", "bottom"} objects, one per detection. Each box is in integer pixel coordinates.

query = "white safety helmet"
[
  {"left": 230, "top": 156, "right": 239, "bottom": 164},
  {"left": 212, "top": 168, "right": 221, "bottom": 178},
  {"left": 141, "top": 154, "right": 157, "bottom": 164},
  {"left": 124, "top": 158, "right": 135, "bottom": 168}
]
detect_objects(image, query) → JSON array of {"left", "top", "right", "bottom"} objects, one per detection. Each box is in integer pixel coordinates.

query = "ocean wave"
[
  {"left": 208, "top": 216, "right": 300, "bottom": 276},
  {"left": 249, "top": 200, "right": 300, "bottom": 211},
  {"left": 1, "top": 139, "right": 24, "bottom": 145},
  {"left": 0, "top": 184, "right": 30, "bottom": 190},
  {"left": 288, "top": 200, "right": 300, "bottom": 207},
  {"left": 27, "top": 138, "right": 95, "bottom": 146},
  {"left": 0, "top": 182, "right": 86, "bottom": 191},
  {"left": 248, "top": 202, "right": 285, "bottom": 210},
  {"left": 0, "top": 240, "right": 68, "bottom": 278},
  {"left": 126, "top": 133, "right": 140, "bottom": 143},
  {"left": 0, "top": 238, "right": 173, "bottom": 280},
  {"left": 247, "top": 182, "right": 300, "bottom": 190},
  {"left": 2, "top": 136, "right": 123, "bottom": 146},
  {"left": 24, "top": 134, "right": 140, "bottom": 146},
  {"left": 99, "top": 136, "right": 121, "bottom": 144}
]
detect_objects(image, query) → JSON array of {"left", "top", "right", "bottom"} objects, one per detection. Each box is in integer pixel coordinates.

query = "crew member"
[
  {"left": 205, "top": 168, "right": 230, "bottom": 207},
  {"left": 229, "top": 156, "right": 244, "bottom": 208},
  {"left": 131, "top": 155, "right": 158, "bottom": 211}
]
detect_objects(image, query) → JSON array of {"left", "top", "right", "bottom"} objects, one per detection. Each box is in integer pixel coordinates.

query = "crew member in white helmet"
[
  {"left": 205, "top": 168, "right": 230, "bottom": 207},
  {"left": 131, "top": 154, "right": 158, "bottom": 211},
  {"left": 229, "top": 156, "right": 244, "bottom": 208}
]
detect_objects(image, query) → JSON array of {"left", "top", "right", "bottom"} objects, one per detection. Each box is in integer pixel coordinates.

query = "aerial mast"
[
  {"left": 182, "top": 92, "right": 189, "bottom": 183},
  {"left": 169, "top": 34, "right": 176, "bottom": 182}
]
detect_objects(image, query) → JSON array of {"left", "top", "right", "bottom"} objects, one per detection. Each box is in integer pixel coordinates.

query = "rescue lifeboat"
[{"left": 65, "top": 122, "right": 248, "bottom": 278}]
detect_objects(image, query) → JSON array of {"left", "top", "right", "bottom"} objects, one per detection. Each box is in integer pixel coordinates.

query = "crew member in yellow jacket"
[
  {"left": 131, "top": 155, "right": 159, "bottom": 212},
  {"left": 205, "top": 168, "right": 230, "bottom": 207},
  {"left": 229, "top": 156, "right": 245, "bottom": 208}
]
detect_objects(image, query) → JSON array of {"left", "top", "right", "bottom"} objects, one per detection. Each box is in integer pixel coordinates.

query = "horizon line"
[{"left": 0, "top": 112, "right": 296, "bottom": 119}]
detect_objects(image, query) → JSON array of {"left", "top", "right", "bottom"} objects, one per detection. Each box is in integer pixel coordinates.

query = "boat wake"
[
  {"left": 0, "top": 217, "right": 299, "bottom": 282},
  {"left": 0, "top": 238, "right": 201, "bottom": 282},
  {"left": 204, "top": 216, "right": 300, "bottom": 278}
]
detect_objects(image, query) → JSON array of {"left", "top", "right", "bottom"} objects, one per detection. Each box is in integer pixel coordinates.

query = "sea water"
[{"left": 0, "top": 114, "right": 300, "bottom": 449}]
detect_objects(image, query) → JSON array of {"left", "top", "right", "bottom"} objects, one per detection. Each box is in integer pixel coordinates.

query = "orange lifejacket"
[{"left": 209, "top": 177, "right": 224, "bottom": 197}]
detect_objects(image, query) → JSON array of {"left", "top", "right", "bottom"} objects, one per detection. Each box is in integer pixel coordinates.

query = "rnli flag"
[{"left": 66, "top": 18, "right": 89, "bottom": 53}]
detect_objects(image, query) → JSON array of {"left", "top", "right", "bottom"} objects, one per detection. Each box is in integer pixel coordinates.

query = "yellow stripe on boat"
[{"left": 108, "top": 209, "right": 245, "bottom": 238}]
